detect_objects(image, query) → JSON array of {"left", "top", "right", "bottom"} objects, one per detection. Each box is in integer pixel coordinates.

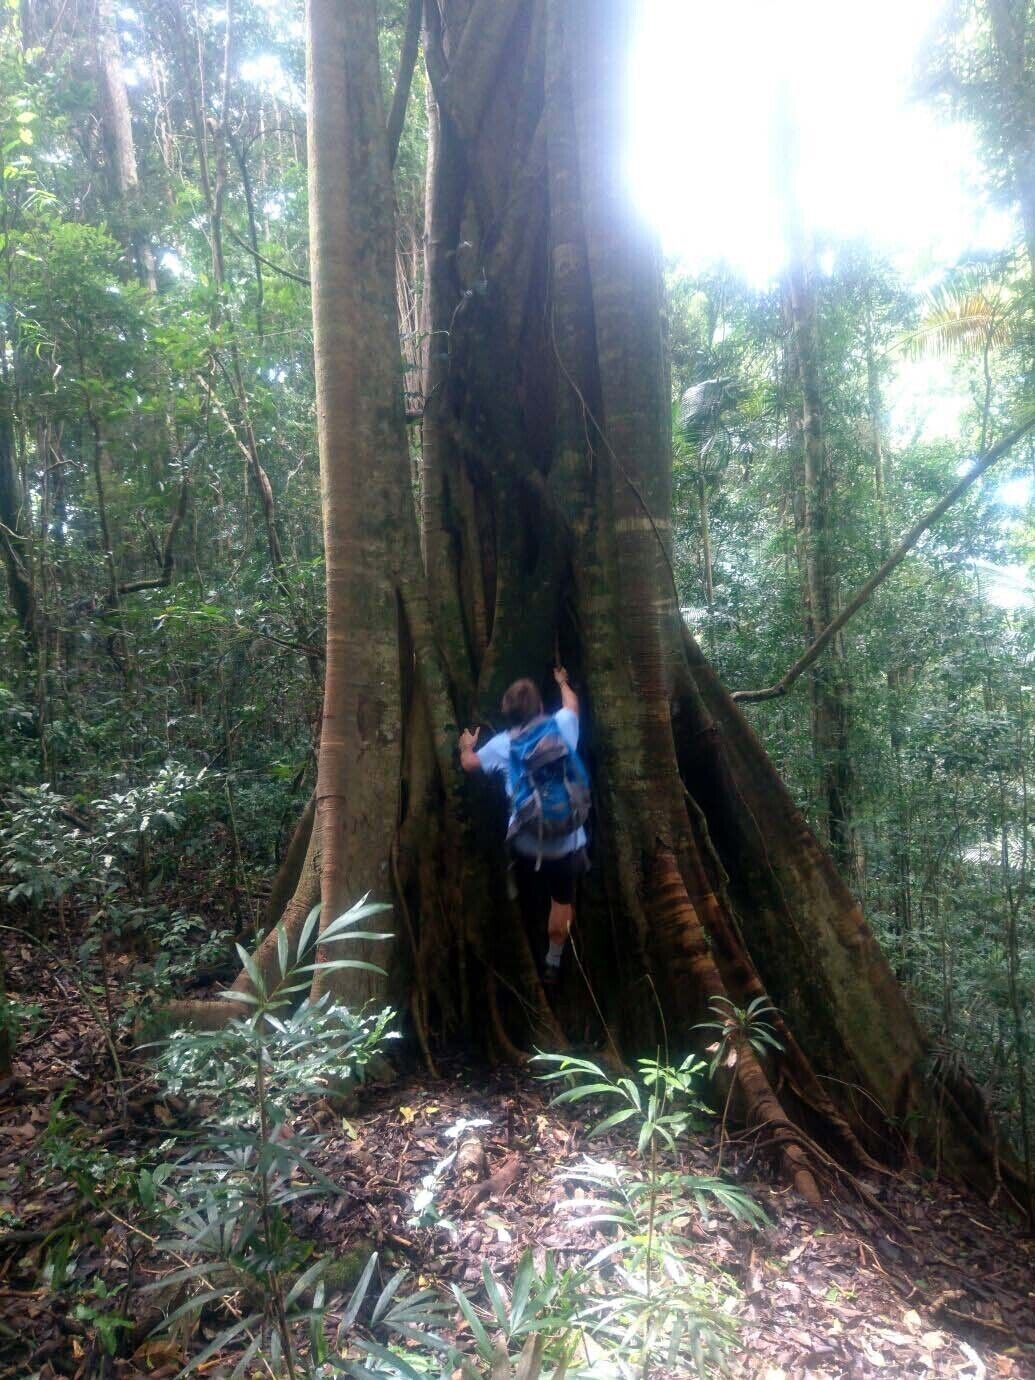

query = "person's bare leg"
[{"left": 545, "top": 900, "right": 572, "bottom": 978}]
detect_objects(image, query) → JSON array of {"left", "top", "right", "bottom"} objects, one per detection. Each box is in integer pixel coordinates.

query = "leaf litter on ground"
[{"left": 0, "top": 942, "right": 1032, "bottom": 1378}]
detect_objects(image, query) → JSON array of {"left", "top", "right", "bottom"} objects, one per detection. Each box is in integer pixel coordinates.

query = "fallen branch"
[{"left": 732, "top": 415, "right": 1035, "bottom": 704}]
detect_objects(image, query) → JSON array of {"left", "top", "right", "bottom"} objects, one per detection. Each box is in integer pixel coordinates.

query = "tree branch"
[
  {"left": 387, "top": 0, "right": 422, "bottom": 169},
  {"left": 228, "top": 132, "right": 265, "bottom": 336},
  {"left": 732, "top": 416, "right": 1035, "bottom": 704},
  {"left": 114, "top": 441, "right": 199, "bottom": 597},
  {"left": 223, "top": 221, "right": 311, "bottom": 285}
]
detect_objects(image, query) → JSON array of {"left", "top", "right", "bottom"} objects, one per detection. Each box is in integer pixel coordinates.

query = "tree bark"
[
  {"left": 96, "top": 0, "right": 139, "bottom": 197},
  {"left": 386, "top": 0, "right": 422, "bottom": 169},
  {"left": 866, "top": 320, "right": 912, "bottom": 964}
]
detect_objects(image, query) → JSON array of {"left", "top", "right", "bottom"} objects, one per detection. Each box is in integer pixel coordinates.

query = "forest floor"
[{"left": 1, "top": 939, "right": 1033, "bottom": 1380}]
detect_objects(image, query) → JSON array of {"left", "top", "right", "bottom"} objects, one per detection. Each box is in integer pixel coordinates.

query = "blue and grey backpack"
[{"left": 506, "top": 715, "right": 591, "bottom": 866}]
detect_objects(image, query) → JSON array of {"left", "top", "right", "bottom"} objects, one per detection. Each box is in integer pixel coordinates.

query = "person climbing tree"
[{"left": 459, "top": 668, "right": 591, "bottom": 984}]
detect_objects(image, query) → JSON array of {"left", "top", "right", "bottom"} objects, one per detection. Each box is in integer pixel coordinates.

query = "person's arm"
[
  {"left": 459, "top": 727, "right": 482, "bottom": 773},
  {"left": 554, "top": 666, "right": 578, "bottom": 717}
]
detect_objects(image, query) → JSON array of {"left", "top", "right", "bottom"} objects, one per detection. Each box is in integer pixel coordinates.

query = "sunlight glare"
[
  {"left": 996, "top": 476, "right": 1033, "bottom": 508},
  {"left": 629, "top": 0, "right": 1015, "bottom": 283}
]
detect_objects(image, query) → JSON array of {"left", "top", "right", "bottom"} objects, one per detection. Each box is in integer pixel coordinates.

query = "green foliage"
[
  {"left": 38, "top": 1100, "right": 148, "bottom": 1209},
  {"left": 0, "top": 992, "right": 42, "bottom": 1048},
  {"left": 0, "top": 764, "right": 207, "bottom": 909},
  {"left": 905, "top": 277, "right": 1017, "bottom": 359},
  {"left": 0, "top": 0, "right": 323, "bottom": 955},
  {"left": 534, "top": 1051, "right": 760, "bottom": 1375},
  {"left": 146, "top": 897, "right": 396, "bottom": 1373},
  {"left": 695, "top": 995, "right": 784, "bottom": 1077},
  {"left": 159, "top": 997, "right": 397, "bottom": 1125},
  {"left": 147, "top": 1016, "right": 749, "bottom": 1376},
  {"left": 667, "top": 245, "right": 1032, "bottom": 1158},
  {"left": 72, "top": 1279, "right": 136, "bottom": 1356},
  {"left": 535, "top": 1051, "right": 712, "bottom": 1155},
  {"left": 145, "top": 910, "right": 236, "bottom": 994}
]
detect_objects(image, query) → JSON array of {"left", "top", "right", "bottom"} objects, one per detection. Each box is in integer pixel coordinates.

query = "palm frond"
[{"left": 902, "top": 285, "right": 1014, "bottom": 359}]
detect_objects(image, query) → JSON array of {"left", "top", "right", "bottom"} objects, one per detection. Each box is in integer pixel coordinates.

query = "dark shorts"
[{"left": 511, "top": 845, "right": 589, "bottom": 908}]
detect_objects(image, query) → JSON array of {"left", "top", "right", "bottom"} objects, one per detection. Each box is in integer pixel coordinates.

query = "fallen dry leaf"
[
  {"left": 131, "top": 1338, "right": 184, "bottom": 1370},
  {"left": 879, "top": 1329, "right": 918, "bottom": 1347}
]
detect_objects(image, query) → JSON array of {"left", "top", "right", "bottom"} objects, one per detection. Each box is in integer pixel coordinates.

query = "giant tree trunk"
[
  {"left": 306, "top": 0, "right": 417, "bottom": 1005},
  {"left": 172, "top": 0, "right": 1016, "bottom": 1205}
]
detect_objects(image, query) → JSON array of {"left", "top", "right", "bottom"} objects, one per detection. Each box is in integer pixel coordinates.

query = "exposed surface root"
[
  {"left": 162, "top": 849, "right": 319, "bottom": 1030},
  {"left": 649, "top": 847, "right": 822, "bottom": 1203}
]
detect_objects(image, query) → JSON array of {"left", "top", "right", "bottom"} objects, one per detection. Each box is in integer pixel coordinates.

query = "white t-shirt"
[{"left": 476, "top": 707, "right": 587, "bottom": 860}]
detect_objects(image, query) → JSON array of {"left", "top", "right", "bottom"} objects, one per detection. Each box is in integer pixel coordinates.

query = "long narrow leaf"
[
  {"left": 229, "top": 1332, "right": 263, "bottom": 1379},
  {"left": 509, "top": 1250, "right": 534, "bottom": 1333},
  {"left": 182, "top": 1312, "right": 263, "bottom": 1374},
  {"left": 153, "top": 1286, "right": 235, "bottom": 1330},
  {"left": 298, "top": 902, "right": 322, "bottom": 960},
  {"left": 286, "top": 1257, "right": 327, "bottom": 1307},
  {"left": 294, "top": 959, "right": 387, "bottom": 977},
  {"left": 234, "top": 943, "right": 265, "bottom": 1000},
  {"left": 341, "top": 1251, "right": 379, "bottom": 1328},
  {"left": 481, "top": 1263, "right": 509, "bottom": 1333},
  {"left": 586, "top": 1106, "right": 638, "bottom": 1138},
  {"left": 371, "top": 1267, "right": 410, "bottom": 1325},
  {"left": 354, "top": 1338, "right": 426, "bottom": 1380},
  {"left": 550, "top": 1082, "right": 621, "bottom": 1104},
  {"left": 451, "top": 1284, "right": 493, "bottom": 1360}
]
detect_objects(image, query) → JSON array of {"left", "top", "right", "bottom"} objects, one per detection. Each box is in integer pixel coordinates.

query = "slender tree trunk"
[
  {"left": 167, "top": 0, "right": 317, "bottom": 680},
  {"left": 999, "top": 700, "right": 1032, "bottom": 1223},
  {"left": 96, "top": 0, "right": 156, "bottom": 289},
  {"left": 697, "top": 470, "right": 715, "bottom": 610},
  {"left": 0, "top": 405, "right": 34, "bottom": 645},
  {"left": 782, "top": 244, "right": 863, "bottom": 893},
  {"left": 96, "top": 0, "right": 138, "bottom": 196},
  {"left": 866, "top": 322, "right": 913, "bottom": 964}
]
